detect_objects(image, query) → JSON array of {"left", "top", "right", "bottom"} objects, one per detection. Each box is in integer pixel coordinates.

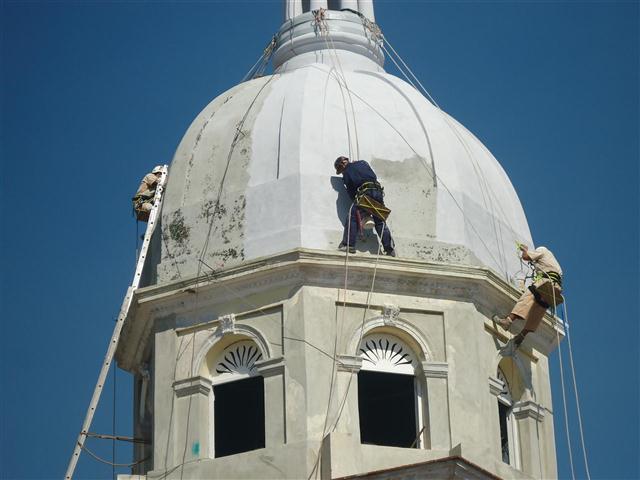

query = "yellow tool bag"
[{"left": 356, "top": 194, "right": 391, "bottom": 221}]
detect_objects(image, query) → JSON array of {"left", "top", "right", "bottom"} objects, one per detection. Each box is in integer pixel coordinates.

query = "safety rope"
[
  {"left": 382, "top": 38, "right": 510, "bottom": 275},
  {"left": 561, "top": 299, "right": 592, "bottom": 479},
  {"left": 241, "top": 35, "right": 277, "bottom": 82},
  {"left": 196, "top": 74, "right": 276, "bottom": 284},
  {"left": 372, "top": 26, "right": 520, "bottom": 277},
  {"left": 161, "top": 67, "right": 280, "bottom": 480},
  {"left": 314, "top": 9, "right": 360, "bottom": 160},
  {"left": 318, "top": 50, "right": 512, "bottom": 278},
  {"left": 153, "top": 15, "right": 591, "bottom": 480},
  {"left": 549, "top": 279, "right": 576, "bottom": 480},
  {"left": 79, "top": 442, "right": 149, "bottom": 468},
  {"left": 496, "top": 253, "right": 590, "bottom": 478},
  {"left": 530, "top": 267, "right": 590, "bottom": 480}
]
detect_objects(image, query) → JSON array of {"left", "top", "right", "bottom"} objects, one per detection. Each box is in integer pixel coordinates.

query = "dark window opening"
[
  {"left": 358, "top": 371, "right": 417, "bottom": 448},
  {"left": 214, "top": 376, "right": 265, "bottom": 458},
  {"left": 498, "top": 402, "right": 510, "bottom": 464}
]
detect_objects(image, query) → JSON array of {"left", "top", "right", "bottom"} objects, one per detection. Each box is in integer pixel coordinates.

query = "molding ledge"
[
  {"left": 488, "top": 376, "right": 505, "bottom": 397},
  {"left": 422, "top": 361, "right": 449, "bottom": 379},
  {"left": 337, "top": 355, "right": 362, "bottom": 373},
  {"left": 512, "top": 400, "right": 546, "bottom": 422},
  {"left": 255, "top": 357, "right": 285, "bottom": 377},
  {"left": 115, "top": 248, "right": 565, "bottom": 372},
  {"left": 173, "top": 376, "right": 212, "bottom": 398}
]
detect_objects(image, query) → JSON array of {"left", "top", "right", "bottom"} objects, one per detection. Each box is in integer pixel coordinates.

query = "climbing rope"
[
  {"left": 79, "top": 442, "right": 149, "bottom": 468},
  {"left": 173, "top": 79, "right": 282, "bottom": 472},
  {"left": 314, "top": 8, "right": 360, "bottom": 159},
  {"left": 560, "top": 299, "right": 592, "bottom": 479},
  {"left": 316, "top": 44, "right": 516, "bottom": 278},
  {"left": 241, "top": 35, "right": 277, "bottom": 82},
  {"left": 549, "top": 280, "right": 576, "bottom": 480},
  {"left": 364, "top": 21, "right": 519, "bottom": 277}
]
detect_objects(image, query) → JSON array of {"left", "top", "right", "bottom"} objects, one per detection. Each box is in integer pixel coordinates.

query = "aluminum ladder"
[{"left": 64, "top": 165, "right": 169, "bottom": 479}]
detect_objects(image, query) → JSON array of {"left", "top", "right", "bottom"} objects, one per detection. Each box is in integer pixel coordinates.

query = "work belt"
[
  {"left": 132, "top": 192, "right": 155, "bottom": 213},
  {"left": 534, "top": 270, "right": 562, "bottom": 287},
  {"left": 528, "top": 285, "right": 550, "bottom": 309},
  {"left": 354, "top": 182, "right": 390, "bottom": 221},
  {"left": 356, "top": 181, "right": 383, "bottom": 196},
  {"left": 529, "top": 271, "right": 564, "bottom": 309}
]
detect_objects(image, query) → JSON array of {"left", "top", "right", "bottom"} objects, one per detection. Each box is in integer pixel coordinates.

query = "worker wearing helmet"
[
  {"left": 132, "top": 166, "right": 164, "bottom": 221},
  {"left": 334, "top": 156, "right": 396, "bottom": 257},
  {"left": 493, "top": 244, "right": 563, "bottom": 348}
]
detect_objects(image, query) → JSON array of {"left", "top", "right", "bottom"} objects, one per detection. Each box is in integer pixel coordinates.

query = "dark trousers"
[{"left": 342, "top": 190, "right": 394, "bottom": 253}]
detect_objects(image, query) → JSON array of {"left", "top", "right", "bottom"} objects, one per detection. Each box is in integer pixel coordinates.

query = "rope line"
[
  {"left": 79, "top": 442, "right": 149, "bottom": 468},
  {"left": 550, "top": 282, "right": 576, "bottom": 480},
  {"left": 147, "top": 17, "right": 590, "bottom": 480},
  {"left": 562, "top": 300, "right": 592, "bottom": 479},
  {"left": 317, "top": 61, "right": 511, "bottom": 276},
  {"left": 196, "top": 74, "right": 276, "bottom": 286},
  {"left": 377, "top": 31, "right": 520, "bottom": 276}
]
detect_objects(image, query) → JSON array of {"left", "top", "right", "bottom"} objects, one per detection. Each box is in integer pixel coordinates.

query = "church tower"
[{"left": 116, "top": 2, "right": 564, "bottom": 478}]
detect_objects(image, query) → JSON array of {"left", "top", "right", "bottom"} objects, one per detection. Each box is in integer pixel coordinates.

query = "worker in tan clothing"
[
  {"left": 494, "top": 244, "right": 563, "bottom": 348},
  {"left": 132, "top": 166, "right": 164, "bottom": 221}
]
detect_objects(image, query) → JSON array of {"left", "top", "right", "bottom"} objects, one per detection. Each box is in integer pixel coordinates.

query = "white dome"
[{"left": 155, "top": 11, "right": 532, "bottom": 285}]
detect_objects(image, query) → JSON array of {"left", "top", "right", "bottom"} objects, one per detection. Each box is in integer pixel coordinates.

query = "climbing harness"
[
  {"left": 353, "top": 181, "right": 391, "bottom": 222},
  {"left": 132, "top": 191, "right": 155, "bottom": 222}
]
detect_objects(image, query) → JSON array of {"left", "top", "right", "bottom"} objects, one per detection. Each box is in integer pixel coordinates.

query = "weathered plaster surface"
[{"left": 118, "top": 251, "right": 559, "bottom": 479}]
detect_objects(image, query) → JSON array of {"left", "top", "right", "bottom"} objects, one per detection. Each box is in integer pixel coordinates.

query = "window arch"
[
  {"left": 357, "top": 333, "right": 426, "bottom": 448},
  {"left": 213, "top": 340, "right": 263, "bottom": 381},
  {"left": 496, "top": 368, "right": 520, "bottom": 468},
  {"left": 210, "top": 340, "right": 265, "bottom": 458}
]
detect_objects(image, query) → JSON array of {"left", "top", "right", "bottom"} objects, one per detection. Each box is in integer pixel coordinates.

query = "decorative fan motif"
[
  {"left": 497, "top": 368, "right": 512, "bottom": 401},
  {"left": 215, "top": 341, "right": 263, "bottom": 376},
  {"left": 359, "top": 334, "right": 417, "bottom": 374}
]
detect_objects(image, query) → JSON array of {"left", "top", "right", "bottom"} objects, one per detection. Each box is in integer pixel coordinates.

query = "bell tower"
[{"left": 116, "top": 2, "right": 564, "bottom": 478}]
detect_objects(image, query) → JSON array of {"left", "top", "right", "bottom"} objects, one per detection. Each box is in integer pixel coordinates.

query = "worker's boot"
[
  {"left": 492, "top": 315, "right": 513, "bottom": 332},
  {"left": 362, "top": 215, "right": 375, "bottom": 230},
  {"left": 338, "top": 243, "right": 356, "bottom": 254},
  {"left": 513, "top": 330, "right": 529, "bottom": 348}
]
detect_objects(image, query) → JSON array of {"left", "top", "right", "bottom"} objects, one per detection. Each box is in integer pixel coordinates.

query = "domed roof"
[{"left": 155, "top": 10, "right": 532, "bottom": 285}]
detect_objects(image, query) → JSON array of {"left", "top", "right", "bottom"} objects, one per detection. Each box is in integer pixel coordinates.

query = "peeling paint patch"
[
  {"left": 410, "top": 242, "right": 476, "bottom": 264},
  {"left": 208, "top": 247, "right": 244, "bottom": 262}
]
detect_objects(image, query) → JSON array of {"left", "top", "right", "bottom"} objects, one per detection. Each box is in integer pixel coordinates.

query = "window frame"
[
  {"left": 209, "top": 340, "right": 266, "bottom": 458},
  {"left": 358, "top": 333, "right": 426, "bottom": 449},
  {"left": 496, "top": 368, "right": 520, "bottom": 469}
]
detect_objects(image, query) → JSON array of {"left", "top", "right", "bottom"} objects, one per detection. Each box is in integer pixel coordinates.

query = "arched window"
[
  {"left": 357, "top": 333, "right": 425, "bottom": 448},
  {"left": 211, "top": 340, "right": 265, "bottom": 458},
  {"left": 497, "top": 368, "right": 519, "bottom": 468}
]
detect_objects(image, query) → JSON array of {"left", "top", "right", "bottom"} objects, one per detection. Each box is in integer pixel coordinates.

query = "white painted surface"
[{"left": 156, "top": 10, "right": 532, "bottom": 285}]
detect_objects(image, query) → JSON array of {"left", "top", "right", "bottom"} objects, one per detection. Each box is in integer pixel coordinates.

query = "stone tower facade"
[{"left": 116, "top": 2, "right": 564, "bottom": 479}]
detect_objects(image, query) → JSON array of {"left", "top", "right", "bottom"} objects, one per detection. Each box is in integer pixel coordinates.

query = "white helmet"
[{"left": 152, "top": 165, "right": 164, "bottom": 174}]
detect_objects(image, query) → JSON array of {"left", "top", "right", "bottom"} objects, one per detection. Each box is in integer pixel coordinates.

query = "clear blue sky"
[{"left": 1, "top": 1, "right": 638, "bottom": 479}]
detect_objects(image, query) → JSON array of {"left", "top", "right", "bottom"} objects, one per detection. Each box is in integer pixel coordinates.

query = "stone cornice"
[
  {"left": 115, "top": 248, "right": 565, "bottom": 372},
  {"left": 488, "top": 376, "right": 505, "bottom": 397},
  {"left": 173, "top": 376, "right": 212, "bottom": 398},
  {"left": 255, "top": 357, "right": 285, "bottom": 378},
  {"left": 422, "top": 361, "right": 449, "bottom": 379},
  {"left": 512, "top": 400, "right": 546, "bottom": 422},
  {"left": 337, "top": 355, "right": 362, "bottom": 373}
]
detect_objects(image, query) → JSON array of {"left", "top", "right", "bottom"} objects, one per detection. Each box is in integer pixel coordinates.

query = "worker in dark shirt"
[{"left": 334, "top": 156, "right": 396, "bottom": 257}]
